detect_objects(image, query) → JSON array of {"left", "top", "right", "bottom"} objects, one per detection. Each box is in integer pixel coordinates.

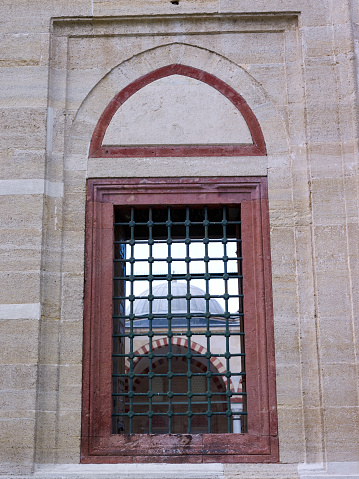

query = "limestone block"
[
  {"left": 1, "top": 66, "right": 49, "bottom": 108},
  {"left": 268, "top": 203, "right": 296, "bottom": 229},
  {"left": 0, "top": 272, "right": 40, "bottom": 304},
  {"left": 333, "top": 24, "right": 355, "bottom": 57},
  {"left": 347, "top": 223, "right": 359, "bottom": 262},
  {"left": 276, "top": 364, "right": 303, "bottom": 408},
  {"left": 0, "top": 392, "right": 34, "bottom": 423},
  {"left": 49, "top": 108, "right": 68, "bottom": 157},
  {"left": 67, "top": 36, "right": 148, "bottom": 71},
  {"left": 301, "top": 407, "right": 325, "bottom": 463},
  {"left": 38, "top": 321, "right": 61, "bottom": 365},
  {"left": 0, "top": 228, "right": 42, "bottom": 272},
  {"left": 35, "top": 410, "right": 58, "bottom": 464},
  {"left": 337, "top": 102, "right": 358, "bottom": 143},
  {"left": 66, "top": 116, "right": 97, "bottom": 156},
  {"left": 58, "top": 364, "right": 82, "bottom": 411},
  {"left": 302, "top": 26, "right": 334, "bottom": 59},
  {"left": 245, "top": 64, "right": 287, "bottom": 108},
  {"left": 0, "top": 107, "right": 46, "bottom": 149},
  {"left": 0, "top": 0, "right": 92, "bottom": 34},
  {"left": 218, "top": 0, "right": 330, "bottom": 27},
  {"left": 64, "top": 154, "right": 87, "bottom": 173},
  {"left": 310, "top": 178, "right": 346, "bottom": 226},
  {"left": 37, "top": 364, "right": 58, "bottom": 412},
  {"left": 324, "top": 406, "right": 359, "bottom": 461},
  {"left": 0, "top": 418, "right": 35, "bottom": 474},
  {"left": 0, "top": 319, "right": 40, "bottom": 364},
  {"left": 87, "top": 156, "right": 268, "bottom": 179},
  {"left": 48, "top": 69, "right": 68, "bottom": 111},
  {"left": 61, "top": 232, "right": 86, "bottom": 274},
  {"left": 206, "top": 31, "right": 285, "bottom": 66},
  {"left": 308, "top": 142, "right": 344, "bottom": 179},
  {"left": 277, "top": 406, "right": 305, "bottom": 462},
  {"left": 2, "top": 68, "right": 49, "bottom": 110},
  {"left": 252, "top": 106, "right": 289, "bottom": 156},
  {"left": 330, "top": 0, "right": 351, "bottom": 25},
  {"left": 0, "top": 363, "right": 37, "bottom": 390},
  {"left": 316, "top": 270, "right": 351, "bottom": 319},
  {"left": 63, "top": 169, "right": 87, "bottom": 193},
  {"left": 306, "top": 104, "right": 342, "bottom": 144},
  {"left": 298, "top": 350, "right": 322, "bottom": 409},
  {"left": 313, "top": 225, "right": 348, "bottom": 272},
  {"left": 274, "top": 317, "right": 301, "bottom": 367},
  {"left": 55, "top": 410, "right": 82, "bottom": 463},
  {"left": 267, "top": 169, "right": 295, "bottom": 214},
  {"left": 321, "top": 363, "right": 358, "bottom": 407},
  {"left": 40, "top": 272, "right": 63, "bottom": 321},
  {"left": 93, "top": 0, "right": 218, "bottom": 17},
  {"left": 0, "top": 148, "right": 45, "bottom": 180},
  {"left": 267, "top": 155, "right": 292, "bottom": 176},
  {"left": 66, "top": 68, "right": 110, "bottom": 112},
  {"left": 59, "top": 320, "right": 83, "bottom": 365},
  {"left": 41, "top": 199, "right": 64, "bottom": 242},
  {"left": 341, "top": 141, "right": 358, "bottom": 178},
  {"left": 285, "top": 61, "right": 306, "bottom": 103},
  {"left": 60, "top": 274, "right": 85, "bottom": 322},
  {"left": 335, "top": 51, "right": 356, "bottom": 100},
  {"left": 62, "top": 193, "right": 86, "bottom": 233},
  {"left": 224, "top": 463, "right": 299, "bottom": 479},
  {"left": 0, "top": 33, "right": 42, "bottom": 67},
  {"left": 49, "top": 35, "right": 70, "bottom": 71},
  {"left": 0, "top": 364, "right": 37, "bottom": 416},
  {"left": 271, "top": 274, "right": 298, "bottom": 319},
  {"left": 43, "top": 153, "right": 66, "bottom": 189},
  {"left": 270, "top": 227, "right": 296, "bottom": 276}
]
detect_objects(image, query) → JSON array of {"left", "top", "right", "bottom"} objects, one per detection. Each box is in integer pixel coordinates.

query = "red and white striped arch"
[{"left": 125, "top": 336, "right": 237, "bottom": 392}]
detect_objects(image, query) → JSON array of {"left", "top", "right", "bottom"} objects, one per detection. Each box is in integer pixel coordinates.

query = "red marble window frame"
[
  {"left": 81, "top": 177, "right": 278, "bottom": 463},
  {"left": 89, "top": 65, "right": 267, "bottom": 158}
]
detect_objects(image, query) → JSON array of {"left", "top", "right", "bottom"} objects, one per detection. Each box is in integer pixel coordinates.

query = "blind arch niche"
[{"left": 89, "top": 64, "right": 267, "bottom": 158}]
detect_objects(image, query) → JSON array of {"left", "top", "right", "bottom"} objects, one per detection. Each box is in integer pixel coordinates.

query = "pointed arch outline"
[
  {"left": 89, "top": 63, "right": 266, "bottom": 158},
  {"left": 124, "top": 336, "right": 237, "bottom": 393}
]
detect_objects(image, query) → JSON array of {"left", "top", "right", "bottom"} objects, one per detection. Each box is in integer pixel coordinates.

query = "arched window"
[{"left": 82, "top": 66, "right": 277, "bottom": 463}]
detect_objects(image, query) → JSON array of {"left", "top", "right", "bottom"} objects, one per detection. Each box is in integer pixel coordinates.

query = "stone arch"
[
  {"left": 89, "top": 64, "right": 266, "bottom": 158},
  {"left": 67, "top": 42, "right": 289, "bottom": 166},
  {"left": 125, "top": 337, "right": 236, "bottom": 393}
]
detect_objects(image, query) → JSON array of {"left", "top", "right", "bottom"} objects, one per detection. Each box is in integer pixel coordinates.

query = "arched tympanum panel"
[{"left": 89, "top": 64, "right": 267, "bottom": 158}]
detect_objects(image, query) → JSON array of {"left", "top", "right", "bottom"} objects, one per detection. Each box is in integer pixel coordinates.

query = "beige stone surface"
[
  {"left": 103, "top": 75, "right": 252, "bottom": 145},
  {"left": 224, "top": 463, "right": 299, "bottom": 478},
  {"left": 1, "top": 1, "right": 359, "bottom": 476}
]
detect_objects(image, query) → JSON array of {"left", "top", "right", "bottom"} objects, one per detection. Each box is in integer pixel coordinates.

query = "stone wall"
[{"left": 0, "top": 1, "right": 358, "bottom": 477}]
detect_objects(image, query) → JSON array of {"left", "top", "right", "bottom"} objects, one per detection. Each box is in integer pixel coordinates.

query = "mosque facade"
[{"left": 1, "top": 1, "right": 359, "bottom": 478}]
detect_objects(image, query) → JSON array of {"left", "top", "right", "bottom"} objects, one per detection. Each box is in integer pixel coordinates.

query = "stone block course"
[
  {"left": 0, "top": 108, "right": 47, "bottom": 149},
  {"left": 323, "top": 406, "right": 359, "bottom": 461},
  {"left": 0, "top": 318, "right": 40, "bottom": 364}
]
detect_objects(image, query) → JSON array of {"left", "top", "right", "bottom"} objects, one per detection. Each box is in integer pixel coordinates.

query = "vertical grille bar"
[
  {"left": 129, "top": 207, "right": 135, "bottom": 434},
  {"left": 167, "top": 206, "right": 173, "bottom": 433},
  {"left": 148, "top": 206, "right": 153, "bottom": 434}
]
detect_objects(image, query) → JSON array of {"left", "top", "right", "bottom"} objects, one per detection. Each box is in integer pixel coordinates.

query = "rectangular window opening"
[{"left": 112, "top": 205, "right": 247, "bottom": 435}]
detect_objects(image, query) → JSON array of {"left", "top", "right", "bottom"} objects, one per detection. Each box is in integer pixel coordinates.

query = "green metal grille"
[{"left": 112, "top": 205, "right": 247, "bottom": 434}]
